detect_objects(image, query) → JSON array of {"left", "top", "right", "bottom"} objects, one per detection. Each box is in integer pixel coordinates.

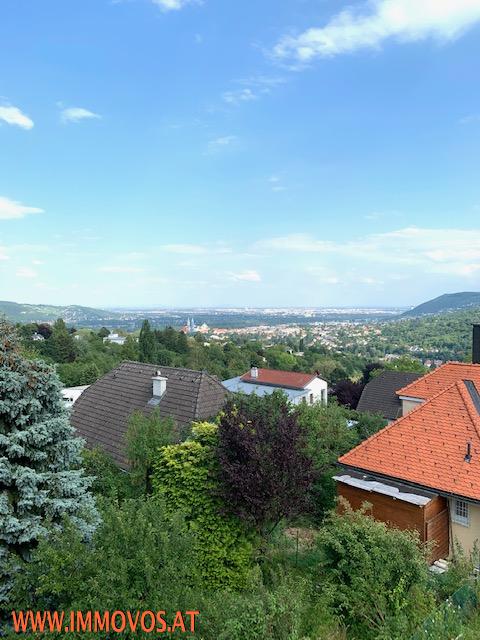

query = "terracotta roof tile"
[
  {"left": 339, "top": 379, "right": 480, "bottom": 501},
  {"left": 240, "top": 368, "right": 317, "bottom": 389},
  {"left": 396, "top": 362, "right": 480, "bottom": 400}
]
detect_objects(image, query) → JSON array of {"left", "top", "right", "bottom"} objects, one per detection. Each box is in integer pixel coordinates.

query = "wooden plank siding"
[{"left": 337, "top": 483, "right": 449, "bottom": 562}]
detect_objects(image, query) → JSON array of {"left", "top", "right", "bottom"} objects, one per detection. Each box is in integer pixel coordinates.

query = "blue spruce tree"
[{"left": 0, "top": 320, "right": 98, "bottom": 600}]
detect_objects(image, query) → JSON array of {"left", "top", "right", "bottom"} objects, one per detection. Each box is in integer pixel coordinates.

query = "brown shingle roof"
[
  {"left": 71, "top": 361, "right": 228, "bottom": 468},
  {"left": 356, "top": 371, "right": 422, "bottom": 421}
]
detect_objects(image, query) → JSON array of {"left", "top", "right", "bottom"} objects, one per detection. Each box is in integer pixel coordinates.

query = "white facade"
[
  {"left": 222, "top": 374, "right": 328, "bottom": 405},
  {"left": 103, "top": 333, "right": 126, "bottom": 346},
  {"left": 62, "top": 385, "right": 90, "bottom": 407}
]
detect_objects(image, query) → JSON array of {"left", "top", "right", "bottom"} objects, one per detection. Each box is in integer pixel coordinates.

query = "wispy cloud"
[
  {"left": 98, "top": 265, "right": 146, "bottom": 273},
  {"left": 207, "top": 135, "right": 238, "bottom": 152},
  {"left": 273, "top": 0, "right": 480, "bottom": 65},
  {"left": 151, "top": 0, "right": 200, "bottom": 11},
  {"left": 61, "top": 107, "right": 101, "bottom": 123},
  {"left": 16, "top": 267, "right": 38, "bottom": 278},
  {"left": 162, "top": 242, "right": 232, "bottom": 255},
  {"left": 223, "top": 89, "right": 257, "bottom": 105},
  {"left": 230, "top": 270, "right": 261, "bottom": 282},
  {"left": 257, "top": 227, "right": 480, "bottom": 277},
  {"left": 0, "top": 196, "right": 44, "bottom": 220},
  {"left": 459, "top": 113, "right": 480, "bottom": 125},
  {"left": 0, "top": 247, "right": 9, "bottom": 261},
  {"left": 0, "top": 104, "right": 34, "bottom": 129},
  {"left": 268, "top": 175, "right": 287, "bottom": 192},
  {"left": 223, "top": 76, "right": 286, "bottom": 106}
]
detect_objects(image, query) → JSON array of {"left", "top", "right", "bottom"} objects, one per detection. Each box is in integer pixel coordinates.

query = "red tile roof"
[
  {"left": 240, "top": 368, "right": 317, "bottom": 390},
  {"left": 339, "top": 380, "right": 480, "bottom": 501},
  {"left": 396, "top": 362, "right": 480, "bottom": 400}
]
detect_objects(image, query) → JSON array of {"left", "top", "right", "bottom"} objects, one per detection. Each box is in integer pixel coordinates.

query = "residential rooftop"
[{"left": 339, "top": 379, "right": 480, "bottom": 502}]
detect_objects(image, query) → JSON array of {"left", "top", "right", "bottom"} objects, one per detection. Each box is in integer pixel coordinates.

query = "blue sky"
[{"left": 1, "top": 0, "right": 480, "bottom": 308}]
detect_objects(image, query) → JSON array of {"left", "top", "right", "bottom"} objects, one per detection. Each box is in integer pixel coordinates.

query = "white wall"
[{"left": 304, "top": 377, "right": 328, "bottom": 405}]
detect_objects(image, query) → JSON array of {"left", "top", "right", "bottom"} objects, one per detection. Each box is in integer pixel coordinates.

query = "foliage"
[
  {"left": 138, "top": 319, "right": 156, "bottom": 363},
  {"left": 153, "top": 422, "right": 255, "bottom": 589},
  {"left": 330, "top": 379, "right": 364, "bottom": 409},
  {"left": 297, "top": 401, "right": 358, "bottom": 521},
  {"left": 349, "top": 410, "right": 387, "bottom": 441},
  {"left": 126, "top": 409, "right": 176, "bottom": 496},
  {"left": 0, "top": 320, "right": 98, "bottom": 603},
  {"left": 370, "top": 355, "right": 428, "bottom": 377},
  {"left": 7, "top": 499, "right": 198, "bottom": 635},
  {"left": 317, "top": 502, "right": 434, "bottom": 639},
  {"left": 81, "top": 448, "right": 133, "bottom": 500},
  {"left": 217, "top": 393, "right": 314, "bottom": 536},
  {"left": 43, "top": 319, "right": 77, "bottom": 363}
]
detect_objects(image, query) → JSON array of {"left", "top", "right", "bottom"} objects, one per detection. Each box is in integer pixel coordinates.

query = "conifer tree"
[
  {"left": 0, "top": 320, "right": 98, "bottom": 600},
  {"left": 138, "top": 319, "right": 156, "bottom": 363}
]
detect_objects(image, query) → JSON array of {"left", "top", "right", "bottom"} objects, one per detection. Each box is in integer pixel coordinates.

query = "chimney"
[
  {"left": 473, "top": 324, "right": 480, "bottom": 365},
  {"left": 250, "top": 365, "right": 259, "bottom": 379},
  {"left": 152, "top": 370, "right": 167, "bottom": 397}
]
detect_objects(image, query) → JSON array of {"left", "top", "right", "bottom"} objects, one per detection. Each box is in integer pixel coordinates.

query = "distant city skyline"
[{"left": 1, "top": 0, "right": 479, "bottom": 307}]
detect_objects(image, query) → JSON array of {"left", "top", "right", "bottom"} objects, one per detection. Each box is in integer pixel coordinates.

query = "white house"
[
  {"left": 223, "top": 366, "right": 328, "bottom": 405},
  {"left": 103, "top": 333, "right": 126, "bottom": 346},
  {"left": 61, "top": 385, "right": 90, "bottom": 408}
]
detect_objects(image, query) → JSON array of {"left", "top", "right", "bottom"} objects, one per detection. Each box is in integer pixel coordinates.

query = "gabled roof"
[
  {"left": 71, "top": 361, "right": 227, "bottom": 468},
  {"left": 339, "top": 380, "right": 480, "bottom": 501},
  {"left": 356, "top": 371, "right": 422, "bottom": 421},
  {"left": 240, "top": 368, "right": 317, "bottom": 390},
  {"left": 396, "top": 362, "right": 480, "bottom": 400}
]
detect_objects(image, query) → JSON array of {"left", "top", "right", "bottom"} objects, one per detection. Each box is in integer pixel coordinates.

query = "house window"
[
  {"left": 452, "top": 499, "right": 470, "bottom": 526},
  {"left": 309, "top": 393, "right": 314, "bottom": 405}
]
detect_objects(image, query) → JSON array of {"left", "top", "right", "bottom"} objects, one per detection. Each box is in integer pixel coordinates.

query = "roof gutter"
[{"left": 337, "top": 462, "right": 480, "bottom": 506}]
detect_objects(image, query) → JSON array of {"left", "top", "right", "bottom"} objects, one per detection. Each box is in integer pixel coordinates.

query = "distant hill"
[
  {"left": 402, "top": 292, "right": 480, "bottom": 318},
  {"left": 0, "top": 301, "right": 120, "bottom": 325}
]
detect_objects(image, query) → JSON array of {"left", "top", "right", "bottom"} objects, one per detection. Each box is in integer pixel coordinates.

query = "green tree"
[
  {"left": 97, "top": 327, "right": 110, "bottom": 339},
  {"left": 138, "top": 320, "right": 156, "bottom": 363},
  {"left": 296, "top": 400, "right": 358, "bottom": 521},
  {"left": 153, "top": 422, "right": 255, "bottom": 588},
  {"left": 45, "top": 318, "right": 77, "bottom": 363},
  {"left": 317, "top": 503, "right": 434, "bottom": 639},
  {"left": 126, "top": 409, "right": 176, "bottom": 496},
  {"left": 0, "top": 321, "right": 98, "bottom": 601}
]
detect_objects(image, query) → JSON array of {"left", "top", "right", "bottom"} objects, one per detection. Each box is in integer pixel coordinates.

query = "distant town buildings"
[{"left": 181, "top": 318, "right": 209, "bottom": 335}]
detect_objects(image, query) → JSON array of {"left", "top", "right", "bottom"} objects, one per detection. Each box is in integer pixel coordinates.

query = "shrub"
[{"left": 153, "top": 422, "right": 255, "bottom": 589}]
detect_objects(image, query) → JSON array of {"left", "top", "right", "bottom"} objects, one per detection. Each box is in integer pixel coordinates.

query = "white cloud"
[
  {"left": 151, "top": 0, "right": 199, "bottom": 11},
  {"left": 162, "top": 244, "right": 208, "bottom": 255},
  {"left": 223, "top": 89, "right": 257, "bottom": 105},
  {"left": 258, "top": 227, "right": 480, "bottom": 278},
  {"left": 16, "top": 267, "right": 38, "bottom": 278},
  {"left": 61, "top": 107, "right": 101, "bottom": 123},
  {"left": 0, "top": 247, "right": 9, "bottom": 261},
  {"left": 161, "top": 242, "right": 232, "bottom": 255},
  {"left": 206, "top": 135, "right": 238, "bottom": 153},
  {"left": 0, "top": 104, "right": 34, "bottom": 129},
  {"left": 98, "top": 266, "right": 146, "bottom": 273},
  {"left": 273, "top": 0, "right": 480, "bottom": 64},
  {"left": 230, "top": 270, "right": 262, "bottom": 282},
  {"left": 0, "top": 196, "right": 44, "bottom": 220}
]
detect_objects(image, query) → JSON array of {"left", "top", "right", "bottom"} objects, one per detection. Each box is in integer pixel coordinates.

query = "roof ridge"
[
  {"left": 120, "top": 360, "right": 205, "bottom": 375},
  {"left": 394, "top": 361, "right": 480, "bottom": 398},
  {"left": 339, "top": 378, "right": 466, "bottom": 464},
  {"left": 395, "top": 362, "right": 451, "bottom": 397}
]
